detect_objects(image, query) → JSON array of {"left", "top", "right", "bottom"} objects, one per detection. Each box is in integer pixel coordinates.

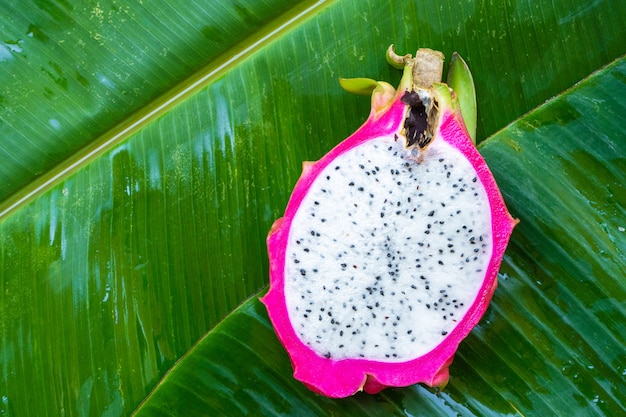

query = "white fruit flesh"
[{"left": 284, "top": 134, "right": 492, "bottom": 362}]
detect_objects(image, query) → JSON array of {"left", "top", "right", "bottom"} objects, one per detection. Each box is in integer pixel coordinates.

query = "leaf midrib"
[{"left": 0, "top": 0, "right": 335, "bottom": 222}]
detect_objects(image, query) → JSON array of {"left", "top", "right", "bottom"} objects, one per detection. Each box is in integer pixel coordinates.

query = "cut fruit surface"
[{"left": 261, "top": 46, "right": 517, "bottom": 398}]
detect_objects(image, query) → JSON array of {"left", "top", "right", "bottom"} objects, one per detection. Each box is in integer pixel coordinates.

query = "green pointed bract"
[
  {"left": 446, "top": 52, "right": 477, "bottom": 143},
  {"left": 339, "top": 77, "right": 380, "bottom": 95},
  {"left": 340, "top": 78, "right": 397, "bottom": 117},
  {"left": 386, "top": 44, "right": 411, "bottom": 69}
]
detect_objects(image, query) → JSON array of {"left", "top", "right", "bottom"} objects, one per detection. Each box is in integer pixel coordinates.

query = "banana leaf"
[
  {"left": 1, "top": 0, "right": 625, "bottom": 415},
  {"left": 133, "top": 55, "right": 626, "bottom": 416}
]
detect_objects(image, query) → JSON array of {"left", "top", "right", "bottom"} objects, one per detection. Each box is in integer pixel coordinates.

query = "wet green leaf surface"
[
  {"left": 1, "top": 0, "right": 625, "bottom": 415},
  {"left": 134, "top": 56, "right": 626, "bottom": 417}
]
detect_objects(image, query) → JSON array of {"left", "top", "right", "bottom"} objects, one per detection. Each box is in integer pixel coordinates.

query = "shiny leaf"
[
  {"left": 1, "top": 0, "right": 625, "bottom": 416},
  {"left": 134, "top": 55, "right": 626, "bottom": 416}
]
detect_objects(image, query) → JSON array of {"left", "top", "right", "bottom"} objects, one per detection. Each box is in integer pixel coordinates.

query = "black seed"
[
  {"left": 441, "top": 331, "right": 448, "bottom": 336},
  {"left": 300, "top": 269, "right": 306, "bottom": 276}
]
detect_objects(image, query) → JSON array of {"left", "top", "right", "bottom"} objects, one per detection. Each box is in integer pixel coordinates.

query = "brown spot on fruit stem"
[{"left": 412, "top": 49, "right": 444, "bottom": 89}]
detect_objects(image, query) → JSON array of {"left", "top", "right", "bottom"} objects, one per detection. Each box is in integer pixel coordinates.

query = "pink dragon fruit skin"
[{"left": 261, "top": 47, "right": 517, "bottom": 398}]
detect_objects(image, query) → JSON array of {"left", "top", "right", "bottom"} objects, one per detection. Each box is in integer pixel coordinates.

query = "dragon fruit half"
[{"left": 261, "top": 46, "right": 517, "bottom": 398}]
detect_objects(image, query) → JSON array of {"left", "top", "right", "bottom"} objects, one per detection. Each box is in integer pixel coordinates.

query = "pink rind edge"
[{"left": 260, "top": 97, "right": 517, "bottom": 398}]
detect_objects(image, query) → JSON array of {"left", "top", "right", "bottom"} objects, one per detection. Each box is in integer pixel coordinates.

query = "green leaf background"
[{"left": 0, "top": 0, "right": 624, "bottom": 415}]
